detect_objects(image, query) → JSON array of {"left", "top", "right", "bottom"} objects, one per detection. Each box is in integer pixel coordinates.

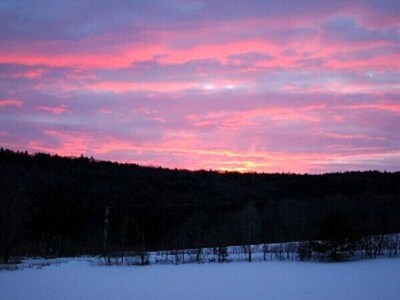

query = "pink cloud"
[
  {"left": 1, "top": 1, "right": 399, "bottom": 173},
  {"left": 0, "top": 68, "right": 46, "bottom": 79},
  {"left": 341, "top": 102, "right": 400, "bottom": 114},
  {"left": 0, "top": 42, "right": 165, "bottom": 69},
  {"left": 36, "top": 105, "right": 68, "bottom": 114},
  {"left": 82, "top": 81, "right": 198, "bottom": 93},
  {"left": 186, "top": 105, "right": 324, "bottom": 130},
  {"left": 0, "top": 99, "right": 23, "bottom": 108},
  {"left": 27, "top": 130, "right": 89, "bottom": 157}
]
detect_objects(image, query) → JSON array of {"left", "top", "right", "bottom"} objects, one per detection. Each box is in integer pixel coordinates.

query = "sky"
[{"left": 0, "top": 0, "right": 399, "bottom": 173}]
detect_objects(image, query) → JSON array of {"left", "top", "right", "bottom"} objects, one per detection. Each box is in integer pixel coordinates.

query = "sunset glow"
[{"left": 1, "top": 0, "right": 399, "bottom": 173}]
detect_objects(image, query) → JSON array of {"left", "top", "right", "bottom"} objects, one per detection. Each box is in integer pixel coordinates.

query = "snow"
[{"left": 1, "top": 258, "right": 400, "bottom": 299}]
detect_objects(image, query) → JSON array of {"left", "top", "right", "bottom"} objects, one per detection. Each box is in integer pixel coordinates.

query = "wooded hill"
[{"left": 1, "top": 148, "right": 400, "bottom": 262}]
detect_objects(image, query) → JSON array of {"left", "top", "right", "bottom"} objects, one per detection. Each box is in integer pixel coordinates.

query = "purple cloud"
[{"left": 1, "top": 0, "right": 399, "bottom": 173}]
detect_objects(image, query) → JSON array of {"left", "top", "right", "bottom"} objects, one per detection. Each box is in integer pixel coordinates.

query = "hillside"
[{"left": 1, "top": 148, "right": 400, "bottom": 261}]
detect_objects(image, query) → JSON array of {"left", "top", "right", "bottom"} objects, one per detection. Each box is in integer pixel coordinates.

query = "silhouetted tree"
[
  {"left": 316, "top": 211, "right": 357, "bottom": 261},
  {"left": 239, "top": 201, "right": 260, "bottom": 262},
  {"left": 0, "top": 168, "right": 28, "bottom": 264},
  {"left": 182, "top": 211, "right": 211, "bottom": 262},
  {"left": 1, "top": 148, "right": 400, "bottom": 259},
  {"left": 103, "top": 206, "right": 111, "bottom": 264}
]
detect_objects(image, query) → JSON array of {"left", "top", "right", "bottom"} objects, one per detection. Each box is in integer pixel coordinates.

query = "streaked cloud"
[{"left": 0, "top": 0, "right": 399, "bottom": 173}]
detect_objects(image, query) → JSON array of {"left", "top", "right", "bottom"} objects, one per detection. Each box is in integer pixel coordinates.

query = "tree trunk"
[
  {"left": 263, "top": 244, "right": 267, "bottom": 261},
  {"left": 248, "top": 245, "right": 252, "bottom": 262},
  {"left": 103, "top": 206, "right": 111, "bottom": 265},
  {"left": 196, "top": 248, "right": 202, "bottom": 262},
  {"left": 2, "top": 244, "right": 10, "bottom": 264}
]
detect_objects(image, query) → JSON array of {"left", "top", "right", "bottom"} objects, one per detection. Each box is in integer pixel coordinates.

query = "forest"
[{"left": 1, "top": 148, "right": 400, "bottom": 263}]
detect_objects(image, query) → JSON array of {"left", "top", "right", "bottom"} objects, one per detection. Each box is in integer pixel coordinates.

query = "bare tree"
[
  {"left": 103, "top": 206, "right": 111, "bottom": 265},
  {"left": 0, "top": 169, "right": 28, "bottom": 264},
  {"left": 317, "top": 211, "right": 356, "bottom": 261},
  {"left": 213, "top": 213, "right": 232, "bottom": 262},
  {"left": 239, "top": 201, "right": 260, "bottom": 262},
  {"left": 182, "top": 211, "right": 211, "bottom": 262}
]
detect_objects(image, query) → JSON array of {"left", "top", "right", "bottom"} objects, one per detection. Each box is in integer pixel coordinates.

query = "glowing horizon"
[{"left": 1, "top": 0, "right": 399, "bottom": 173}]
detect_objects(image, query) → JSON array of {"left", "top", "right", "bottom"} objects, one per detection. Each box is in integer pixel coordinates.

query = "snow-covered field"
[{"left": 1, "top": 258, "right": 399, "bottom": 300}]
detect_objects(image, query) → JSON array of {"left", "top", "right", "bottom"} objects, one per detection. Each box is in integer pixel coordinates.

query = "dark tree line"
[{"left": 1, "top": 148, "right": 400, "bottom": 263}]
